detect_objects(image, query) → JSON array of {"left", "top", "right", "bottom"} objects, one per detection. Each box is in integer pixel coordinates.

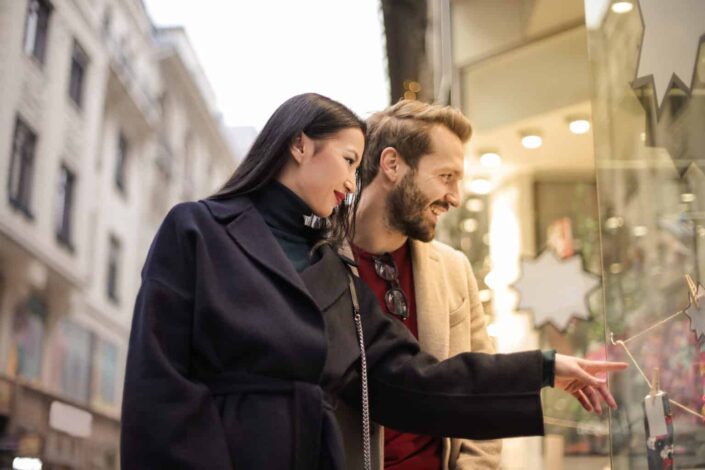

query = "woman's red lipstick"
[{"left": 334, "top": 191, "right": 345, "bottom": 205}]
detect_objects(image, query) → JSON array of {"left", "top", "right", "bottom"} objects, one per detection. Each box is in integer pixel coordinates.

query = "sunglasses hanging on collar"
[{"left": 372, "top": 253, "right": 409, "bottom": 320}]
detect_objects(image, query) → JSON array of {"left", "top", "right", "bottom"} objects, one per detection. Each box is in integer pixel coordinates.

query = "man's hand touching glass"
[{"left": 554, "top": 353, "right": 628, "bottom": 415}]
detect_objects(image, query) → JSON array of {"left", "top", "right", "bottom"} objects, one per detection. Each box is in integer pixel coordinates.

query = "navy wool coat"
[{"left": 120, "top": 196, "right": 545, "bottom": 469}]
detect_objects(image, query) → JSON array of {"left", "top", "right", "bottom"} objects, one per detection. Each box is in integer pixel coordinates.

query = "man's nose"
[{"left": 447, "top": 185, "right": 460, "bottom": 208}]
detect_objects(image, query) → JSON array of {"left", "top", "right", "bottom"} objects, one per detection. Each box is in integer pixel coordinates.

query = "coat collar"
[
  {"left": 410, "top": 239, "right": 449, "bottom": 360},
  {"left": 200, "top": 196, "right": 347, "bottom": 312}
]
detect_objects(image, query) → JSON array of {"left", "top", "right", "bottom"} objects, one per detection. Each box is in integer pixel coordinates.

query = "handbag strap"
[{"left": 346, "top": 270, "right": 372, "bottom": 470}]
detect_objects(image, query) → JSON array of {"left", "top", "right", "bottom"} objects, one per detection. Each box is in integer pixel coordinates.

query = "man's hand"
[{"left": 554, "top": 354, "right": 628, "bottom": 415}]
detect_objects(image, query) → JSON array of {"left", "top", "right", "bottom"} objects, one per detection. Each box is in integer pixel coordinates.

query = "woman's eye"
[{"left": 345, "top": 157, "right": 355, "bottom": 166}]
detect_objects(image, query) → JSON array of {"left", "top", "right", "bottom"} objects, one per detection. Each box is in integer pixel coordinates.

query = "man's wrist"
[{"left": 542, "top": 349, "right": 556, "bottom": 388}]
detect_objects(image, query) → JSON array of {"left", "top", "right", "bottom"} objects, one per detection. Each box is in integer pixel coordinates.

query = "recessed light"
[
  {"left": 464, "top": 178, "right": 492, "bottom": 195},
  {"left": 461, "top": 218, "right": 479, "bottom": 233},
  {"left": 605, "top": 216, "right": 624, "bottom": 230},
  {"left": 465, "top": 198, "right": 484, "bottom": 212},
  {"left": 611, "top": 1, "right": 633, "bottom": 14},
  {"left": 568, "top": 119, "right": 591, "bottom": 134},
  {"left": 632, "top": 226, "right": 648, "bottom": 237},
  {"left": 478, "top": 289, "right": 492, "bottom": 303},
  {"left": 479, "top": 151, "right": 502, "bottom": 169},
  {"left": 521, "top": 133, "right": 542, "bottom": 149}
]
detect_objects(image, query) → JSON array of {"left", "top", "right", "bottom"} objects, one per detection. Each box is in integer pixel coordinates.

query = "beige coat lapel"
[{"left": 410, "top": 240, "right": 450, "bottom": 360}]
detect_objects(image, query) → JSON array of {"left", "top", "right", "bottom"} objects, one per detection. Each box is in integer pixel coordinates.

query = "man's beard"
[{"left": 386, "top": 172, "right": 448, "bottom": 242}]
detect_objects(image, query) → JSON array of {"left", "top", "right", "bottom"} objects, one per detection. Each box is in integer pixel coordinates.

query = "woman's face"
[{"left": 290, "top": 127, "right": 365, "bottom": 217}]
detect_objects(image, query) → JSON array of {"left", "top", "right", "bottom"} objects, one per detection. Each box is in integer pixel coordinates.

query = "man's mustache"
[{"left": 430, "top": 202, "right": 450, "bottom": 211}]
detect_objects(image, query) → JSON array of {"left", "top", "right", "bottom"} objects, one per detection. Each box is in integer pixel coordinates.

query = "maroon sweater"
[{"left": 351, "top": 242, "right": 442, "bottom": 470}]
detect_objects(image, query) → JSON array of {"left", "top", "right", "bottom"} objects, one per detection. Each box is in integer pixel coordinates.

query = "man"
[{"left": 338, "top": 100, "right": 502, "bottom": 469}]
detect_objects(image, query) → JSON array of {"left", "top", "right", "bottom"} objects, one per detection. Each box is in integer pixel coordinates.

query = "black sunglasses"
[{"left": 372, "top": 253, "right": 409, "bottom": 320}]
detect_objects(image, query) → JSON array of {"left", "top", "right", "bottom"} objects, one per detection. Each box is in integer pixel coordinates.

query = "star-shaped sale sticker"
[
  {"left": 513, "top": 250, "right": 600, "bottom": 332},
  {"left": 633, "top": 0, "right": 705, "bottom": 114},
  {"left": 685, "top": 281, "right": 705, "bottom": 342}
]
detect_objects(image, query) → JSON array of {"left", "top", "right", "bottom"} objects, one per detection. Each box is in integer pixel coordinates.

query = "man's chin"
[{"left": 405, "top": 222, "right": 436, "bottom": 242}]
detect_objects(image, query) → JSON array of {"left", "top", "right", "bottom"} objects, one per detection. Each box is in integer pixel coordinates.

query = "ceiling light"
[
  {"left": 604, "top": 216, "right": 624, "bottom": 230},
  {"left": 632, "top": 226, "right": 648, "bottom": 237},
  {"left": 568, "top": 119, "right": 591, "bottom": 135},
  {"left": 461, "top": 218, "right": 478, "bottom": 233},
  {"left": 520, "top": 133, "right": 542, "bottom": 149},
  {"left": 465, "top": 198, "right": 484, "bottom": 212},
  {"left": 479, "top": 151, "right": 502, "bottom": 169},
  {"left": 464, "top": 178, "right": 492, "bottom": 195},
  {"left": 478, "top": 289, "right": 492, "bottom": 303},
  {"left": 611, "top": 1, "right": 633, "bottom": 14}
]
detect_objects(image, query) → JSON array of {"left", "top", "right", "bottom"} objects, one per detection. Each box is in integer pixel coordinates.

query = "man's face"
[{"left": 386, "top": 125, "right": 464, "bottom": 242}]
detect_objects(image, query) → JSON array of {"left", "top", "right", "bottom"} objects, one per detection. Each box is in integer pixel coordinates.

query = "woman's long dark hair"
[{"left": 212, "top": 93, "right": 365, "bottom": 247}]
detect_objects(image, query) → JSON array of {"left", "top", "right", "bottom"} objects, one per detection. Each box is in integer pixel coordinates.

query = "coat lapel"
[
  {"left": 411, "top": 240, "right": 450, "bottom": 360},
  {"left": 299, "top": 245, "right": 349, "bottom": 312},
  {"left": 201, "top": 197, "right": 319, "bottom": 310}
]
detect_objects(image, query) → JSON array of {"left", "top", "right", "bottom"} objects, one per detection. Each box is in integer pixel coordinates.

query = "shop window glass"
[{"left": 585, "top": 2, "right": 705, "bottom": 467}]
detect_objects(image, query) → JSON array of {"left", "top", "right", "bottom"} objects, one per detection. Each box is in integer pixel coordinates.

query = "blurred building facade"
[{"left": 0, "top": 0, "right": 236, "bottom": 467}]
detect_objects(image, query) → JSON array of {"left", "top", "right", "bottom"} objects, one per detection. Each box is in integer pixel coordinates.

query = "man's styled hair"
[{"left": 359, "top": 100, "right": 472, "bottom": 187}]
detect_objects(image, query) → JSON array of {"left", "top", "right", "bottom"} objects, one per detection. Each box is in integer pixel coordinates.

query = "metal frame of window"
[
  {"left": 68, "top": 39, "right": 89, "bottom": 108},
  {"left": 55, "top": 164, "right": 76, "bottom": 250},
  {"left": 23, "top": 0, "right": 52, "bottom": 64},
  {"left": 106, "top": 235, "right": 121, "bottom": 304},
  {"left": 115, "top": 132, "right": 128, "bottom": 194},
  {"left": 7, "top": 116, "right": 37, "bottom": 219}
]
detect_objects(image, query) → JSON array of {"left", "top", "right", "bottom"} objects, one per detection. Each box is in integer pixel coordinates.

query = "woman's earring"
[{"left": 344, "top": 193, "right": 355, "bottom": 206}]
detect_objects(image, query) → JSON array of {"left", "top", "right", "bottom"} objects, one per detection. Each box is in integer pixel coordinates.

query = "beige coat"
[{"left": 338, "top": 239, "right": 501, "bottom": 469}]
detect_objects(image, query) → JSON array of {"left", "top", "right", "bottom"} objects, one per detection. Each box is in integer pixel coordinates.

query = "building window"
[
  {"left": 48, "top": 320, "right": 93, "bottom": 403},
  {"left": 106, "top": 235, "right": 121, "bottom": 304},
  {"left": 7, "top": 116, "right": 37, "bottom": 218},
  {"left": 115, "top": 132, "right": 128, "bottom": 193},
  {"left": 55, "top": 165, "right": 75, "bottom": 249},
  {"left": 12, "top": 294, "right": 47, "bottom": 381},
  {"left": 93, "top": 339, "right": 118, "bottom": 407},
  {"left": 23, "top": 0, "right": 52, "bottom": 64},
  {"left": 68, "top": 40, "right": 89, "bottom": 108}
]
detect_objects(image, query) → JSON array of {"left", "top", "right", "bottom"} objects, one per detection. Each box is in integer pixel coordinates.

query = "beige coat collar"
[{"left": 410, "top": 239, "right": 450, "bottom": 360}]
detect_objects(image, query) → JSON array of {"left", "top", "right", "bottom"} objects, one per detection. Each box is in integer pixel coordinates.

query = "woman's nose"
[{"left": 344, "top": 179, "right": 356, "bottom": 194}]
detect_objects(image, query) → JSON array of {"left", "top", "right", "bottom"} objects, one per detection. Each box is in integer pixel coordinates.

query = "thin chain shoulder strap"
[{"left": 345, "top": 269, "right": 372, "bottom": 470}]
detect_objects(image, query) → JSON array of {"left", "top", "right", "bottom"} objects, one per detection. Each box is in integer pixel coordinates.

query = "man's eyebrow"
[{"left": 439, "top": 164, "right": 462, "bottom": 175}]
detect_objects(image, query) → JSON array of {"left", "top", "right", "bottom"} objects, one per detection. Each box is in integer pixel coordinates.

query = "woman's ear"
[
  {"left": 379, "top": 146, "right": 402, "bottom": 182},
  {"left": 289, "top": 132, "right": 314, "bottom": 164}
]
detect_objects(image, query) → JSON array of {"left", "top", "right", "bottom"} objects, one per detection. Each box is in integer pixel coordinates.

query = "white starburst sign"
[
  {"left": 513, "top": 250, "right": 600, "bottom": 331},
  {"left": 633, "top": 0, "right": 705, "bottom": 112},
  {"left": 685, "top": 282, "right": 705, "bottom": 342}
]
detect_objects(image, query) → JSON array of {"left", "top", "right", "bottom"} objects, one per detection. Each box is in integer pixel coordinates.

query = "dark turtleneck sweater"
[{"left": 251, "top": 181, "right": 326, "bottom": 272}]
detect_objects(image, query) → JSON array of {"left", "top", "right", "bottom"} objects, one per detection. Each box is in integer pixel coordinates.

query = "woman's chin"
[{"left": 317, "top": 207, "right": 334, "bottom": 218}]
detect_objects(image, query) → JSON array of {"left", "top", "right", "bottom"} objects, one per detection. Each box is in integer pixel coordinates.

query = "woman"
[{"left": 120, "top": 93, "right": 625, "bottom": 469}]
